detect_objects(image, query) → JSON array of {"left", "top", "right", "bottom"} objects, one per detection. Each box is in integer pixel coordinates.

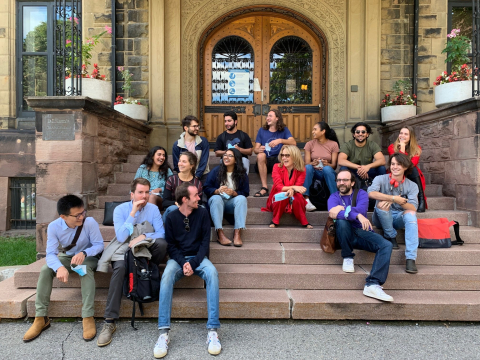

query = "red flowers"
[{"left": 433, "top": 64, "right": 471, "bottom": 86}]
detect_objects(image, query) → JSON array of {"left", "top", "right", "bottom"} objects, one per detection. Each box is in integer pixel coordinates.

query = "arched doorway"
[{"left": 200, "top": 11, "right": 327, "bottom": 143}]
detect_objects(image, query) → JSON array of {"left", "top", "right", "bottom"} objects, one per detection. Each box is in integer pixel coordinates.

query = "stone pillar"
[{"left": 0, "top": 177, "right": 10, "bottom": 231}]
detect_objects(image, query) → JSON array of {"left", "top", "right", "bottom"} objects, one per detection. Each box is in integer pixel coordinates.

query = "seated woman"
[
  {"left": 162, "top": 151, "right": 203, "bottom": 223},
  {"left": 302, "top": 122, "right": 340, "bottom": 211},
  {"left": 204, "top": 148, "right": 249, "bottom": 247},
  {"left": 388, "top": 126, "right": 427, "bottom": 212},
  {"left": 134, "top": 146, "right": 173, "bottom": 210},
  {"left": 261, "top": 145, "right": 312, "bottom": 229}
]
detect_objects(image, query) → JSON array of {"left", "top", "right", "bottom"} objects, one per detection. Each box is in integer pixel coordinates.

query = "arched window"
[
  {"left": 270, "top": 36, "right": 312, "bottom": 104},
  {"left": 211, "top": 36, "right": 254, "bottom": 104}
]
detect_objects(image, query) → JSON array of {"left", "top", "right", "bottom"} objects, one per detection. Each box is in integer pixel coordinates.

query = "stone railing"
[
  {"left": 380, "top": 97, "right": 480, "bottom": 226},
  {"left": 26, "top": 96, "right": 151, "bottom": 254}
]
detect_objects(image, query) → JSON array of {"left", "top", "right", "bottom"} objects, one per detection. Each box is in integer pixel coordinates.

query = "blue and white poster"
[{"left": 228, "top": 69, "right": 250, "bottom": 97}]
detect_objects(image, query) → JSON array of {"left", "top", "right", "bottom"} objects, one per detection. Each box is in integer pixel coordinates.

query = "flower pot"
[
  {"left": 114, "top": 103, "right": 148, "bottom": 121},
  {"left": 381, "top": 105, "right": 417, "bottom": 123},
  {"left": 64, "top": 78, "right": 112, "bottom": 105},
  {"left": 435, "top": 80, "right": 473, "bottom": 108}
]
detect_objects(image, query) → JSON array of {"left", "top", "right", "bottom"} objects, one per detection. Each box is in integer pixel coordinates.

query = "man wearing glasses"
[
  {"left": 23, "top": 195, "right": 104, "bottom": 342},
  {"left": 214, "top": 110, "right": 253, "bottom": 174},
  {"left": 154, "top": 182, "right": 220, "bottom": 358},
  {"left": 338, "top": 122, "right": 386, "bottom": 185},
  {"left": 173, "top": 115, "right": 210, "bottom": 183},
  {"left": 328, "top": 170, "right": 394, "bottom": 302}
]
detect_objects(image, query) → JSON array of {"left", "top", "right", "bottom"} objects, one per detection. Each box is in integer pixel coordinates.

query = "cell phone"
[{"left": 400, "top": 194, "right": 408, "bottom": 199}]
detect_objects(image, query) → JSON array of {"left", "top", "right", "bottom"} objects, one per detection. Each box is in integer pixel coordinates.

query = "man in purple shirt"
[{"left": 327, "top": 170, "right": 394, "bottom": 302}]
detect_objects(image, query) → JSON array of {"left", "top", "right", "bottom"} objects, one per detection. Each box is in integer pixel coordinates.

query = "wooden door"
[{"left": 203, "top": 14, "right": 325, "bottom": 143}]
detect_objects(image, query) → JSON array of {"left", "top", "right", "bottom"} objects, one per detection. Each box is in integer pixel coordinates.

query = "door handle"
[{"left": 262, "top": 104, "right": 270, "bottom": 116}]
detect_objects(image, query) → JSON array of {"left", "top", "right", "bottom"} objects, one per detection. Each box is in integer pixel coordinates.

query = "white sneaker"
[
  {"left": 154, "top": 333, "right": 169, "bottom": 358},
  {"left": 305, "top": 198, "right": 317, "bottom": 212},
  {"left": 342, "top": 258, "right": 355, "bottom": 273},
  {"left": 363, "top": 284, "right": 394, "bottom": 302},
  {"left": 207, "top": 330, "right": 222, "bottom": 355}
]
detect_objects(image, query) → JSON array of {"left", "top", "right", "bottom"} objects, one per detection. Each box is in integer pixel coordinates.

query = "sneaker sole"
[
  {"left": 97, "top": 327, "right": 116, "bottom": 347},
  {"left": 342, "top": 268, "right": 355, "bottom": 273},
  {"left": 208, "top": 348, "right": 222, "bottom": 356},
  {"left": 23, "top": 321, "right": 51, "bottom": 343},
  {"left": 363, "top": 291, "right": 394, "bottom": 302}
]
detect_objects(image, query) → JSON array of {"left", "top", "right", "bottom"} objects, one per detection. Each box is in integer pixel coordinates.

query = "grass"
[{"left": 0, "top": 236, "right": 36, "bottom": 266}]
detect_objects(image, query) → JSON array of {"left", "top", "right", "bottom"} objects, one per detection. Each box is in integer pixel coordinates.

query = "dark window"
[
  {"left": 269, "top": 36, "right": 312, "bottom": 104},
  {"left": 211, "top": 36, "right": 254, "bottom": 104},
  {"left": 10, "top": 178, "right": 36, "bottom": 230}
]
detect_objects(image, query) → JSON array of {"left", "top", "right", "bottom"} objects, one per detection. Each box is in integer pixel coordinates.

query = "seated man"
[
  {"left": 214, "top": 110, "right": 253, "bottom": 174},
  {"left": 328, "top": 170, "right": 394, "bottom": 302},
  {"left": 154, "top": 182, "right": 220, "bottom": 358},
  {"left": 254, "top": 109, "right": 296, "bottom": 197},
  {"left": 338, "top": 122, "right": 386, "bottom": 185},
  {"left": 97, "top": 178, "right": 168, "bottom": 347},
  {"left": 173, "top": 115, "right": 210, "bottom": 184},
  {"left": 23, "top": 195, "right": 104, "bottom": 342},
  {"left": 368, "top": 153, "right": 419, "bottom": 274}
]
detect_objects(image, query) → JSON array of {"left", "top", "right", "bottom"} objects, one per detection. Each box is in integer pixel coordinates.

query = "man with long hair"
[{"left": 253, "top": 109, "right": 296, "bottom": 197}]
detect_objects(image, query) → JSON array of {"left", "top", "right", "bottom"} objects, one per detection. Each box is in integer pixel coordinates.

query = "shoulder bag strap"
[
  {"left": 352, "top": 189, "right": 360, "bottom": 207},
  {"left": 62, "top": 218, "right": 85, "bottom": 252},
  {"left": 451, "top": 221, "right": 464, "bottom": 245}
]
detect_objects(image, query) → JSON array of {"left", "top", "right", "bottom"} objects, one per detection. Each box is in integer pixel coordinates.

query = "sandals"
[
  {"left": 269, "top": 221, "right": 278, "bottom": 228},
  {"left": 303, "top": 223, "right": 314, "bottom": 229},
  {"left": 254, "top": 187, "right": 269, "bottom": 197}
]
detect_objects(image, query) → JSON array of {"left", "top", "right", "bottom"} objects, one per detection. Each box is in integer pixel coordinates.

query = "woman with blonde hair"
[
  {"left": 261, "top": 145, "right": 312, "bottom": 228},
  {"left": 388, "top": 126, "right": 427, "bottom": 212}
]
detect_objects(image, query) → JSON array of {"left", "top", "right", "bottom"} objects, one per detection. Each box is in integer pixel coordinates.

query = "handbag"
[
  {"left": 103, "top": 201, "right": 129, "bottom": 226},
  {"left": 417, "top": 218, "right": 464, "bottom": 248}
]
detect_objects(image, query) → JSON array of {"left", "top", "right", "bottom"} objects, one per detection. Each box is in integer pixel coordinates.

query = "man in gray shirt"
[{"left": 367, "top": 153, "right": 419, "bottom": 274}]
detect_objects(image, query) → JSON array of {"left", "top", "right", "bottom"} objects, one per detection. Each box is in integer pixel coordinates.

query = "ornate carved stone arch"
[{"left": 181, "top": 1, "right": 346, "bottom": 125}]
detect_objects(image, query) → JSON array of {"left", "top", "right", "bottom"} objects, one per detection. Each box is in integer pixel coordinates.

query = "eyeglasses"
[
  {"left": 355, "top": 130, "right": 367, "bottom": 134},
  {"left": 223, "top": 154, "right": 234, "bottom": 158},
  {"left": 280, "top": 154, "right": 291, "bottom": 158},
  {"left": 189, "top": 125, "right": 199, "bottom": 129},
  {"left": 336, "top": 179, "right": 351, "bottom": 183},
  {"left": 183, "top": 217, "right": 190, "bottom": 232},
  {"left": 68, "top": 210, "right": 87, "bottom": 219}
]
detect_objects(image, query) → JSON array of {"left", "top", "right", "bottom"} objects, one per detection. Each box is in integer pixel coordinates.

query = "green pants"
[{"left": 35, "top": 253, "right": 98, "bottom": 318}]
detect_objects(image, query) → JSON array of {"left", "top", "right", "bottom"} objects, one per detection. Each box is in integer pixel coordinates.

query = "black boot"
[
  {"left": 412, "top": 176, "right": 426, "bottom": 213},
  {"left": 384, "top": 235, "right": 399, "bottom": 249}
]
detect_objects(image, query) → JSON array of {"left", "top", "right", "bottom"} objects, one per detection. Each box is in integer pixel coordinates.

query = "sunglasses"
[
  {"left": 68, "top": 210, "right": 87, "bottom": 220},
  {"left": 280, "top": 154, "right": 291, "bottom": 158},
  {"left": 355, "top": 130, "right": 367, "bottom": 134},
  {"left": 183, "top": 217, "right": 190, "bottom": 232}
]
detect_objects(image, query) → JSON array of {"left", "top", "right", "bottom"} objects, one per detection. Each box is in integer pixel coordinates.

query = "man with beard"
[
  {"left": 173, "top": 115, "right": 210, "bottom": 183},
  {"left": 338, "top": 122, "right": 386, "bottom": 184},
  {"left": 214, "top": 110, "right": 253, "bottom": 174},
  {"left": 328, "top": 170, "right": 394, "bottom": 302}
]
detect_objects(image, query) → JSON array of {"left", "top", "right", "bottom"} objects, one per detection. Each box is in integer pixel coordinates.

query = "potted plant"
[
  {"left": 434, "top": 28, "right": 473, "bottom": 107},
  {"left": 114, "top": 67, "right": 148, "bottom": 121},
  {"left": 65, "top": 24, "right": 112, "bottom": 104},
  {"left": 380, "top": 79, "right": 417, "bottom": 123}
]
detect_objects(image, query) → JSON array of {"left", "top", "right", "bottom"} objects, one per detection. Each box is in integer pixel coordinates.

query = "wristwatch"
[{"left": 82, "top": 250, "right": 87, "bottom": 257}]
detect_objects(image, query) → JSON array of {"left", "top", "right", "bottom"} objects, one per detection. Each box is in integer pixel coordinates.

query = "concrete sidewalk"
[{"left": 1, "top": 319, "right": 479, "bottom": 360}]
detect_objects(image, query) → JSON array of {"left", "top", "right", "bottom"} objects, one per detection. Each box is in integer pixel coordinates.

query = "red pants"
[{"left": 271, "top": 193, "right": 308, "bottom": 226}]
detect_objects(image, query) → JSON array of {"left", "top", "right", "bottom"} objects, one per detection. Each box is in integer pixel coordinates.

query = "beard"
[
  {"left": 355, "top": 136, "right": 366, "bottom": 143},
  {"left": 226, "top": 124, "right": 235, "bottom": 131},
  {"left": 187, "top": 129, "right": 197, "bottom": 137},
  {"left": 338, "top": 184, "right": 352, "bottom": 194}
]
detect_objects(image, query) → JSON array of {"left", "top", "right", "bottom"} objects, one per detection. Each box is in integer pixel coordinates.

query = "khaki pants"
[{"left": 35, "top": 253, "right": 98, "bottom": 318}]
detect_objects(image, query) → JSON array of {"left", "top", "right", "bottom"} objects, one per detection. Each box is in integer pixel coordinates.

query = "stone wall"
[
  {"left": 0, "top": 0, "right": 16, "bottom": 128},
  {"left": 26, "top": 97, "right": 151, "bottom": 254},
  {"left": 380, "top": 97, "right": 480, "bottom": 226}
]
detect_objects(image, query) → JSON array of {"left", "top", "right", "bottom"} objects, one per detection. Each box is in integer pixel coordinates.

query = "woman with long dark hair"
[
  {"left": 388, "top": 126, "right": 427, "bottom": 212},
  {"left": 134, "top": 146, "right": 173, "bottom": 209},
  {"left": 204, "top": 148, "right": 249, "bottom": 247},
  {"left": 302, "top": 122, "right": 339, "bottom": 211}
]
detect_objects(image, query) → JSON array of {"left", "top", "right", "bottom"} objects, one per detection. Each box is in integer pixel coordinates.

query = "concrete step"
[
  {"left": 107, "top": 183, "right": 134, "bottom": 196},
  {"left": 97, "top": 195, "right": 130, "bottom": 209},
  {"left": 0, "top": 277, "right": 36, "bottom": 318},
  {"left": 26, "top": 288, "right": 290, "bottom": 319},
  {"left": 290, "top": 290, "right": 480, "bottom": 321},
  {"left": 14, "top": 259, "right": 204, "bottom": 289},
  {"left": 425, "top": 184, "right": 442, "bottom": 197}
]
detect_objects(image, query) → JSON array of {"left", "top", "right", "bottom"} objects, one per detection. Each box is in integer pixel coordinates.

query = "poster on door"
[{"left": 228, "top": 69, "right": 250, "bottom": 97}]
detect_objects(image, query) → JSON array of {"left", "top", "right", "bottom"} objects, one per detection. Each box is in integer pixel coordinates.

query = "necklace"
[{"left": 340, "top": 193, "right": 354, "bottom": 207}]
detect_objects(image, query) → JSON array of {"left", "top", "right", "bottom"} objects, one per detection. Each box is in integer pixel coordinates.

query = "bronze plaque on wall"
[{"left": 42, "top": 114, "right": 75, "bottom": 141}]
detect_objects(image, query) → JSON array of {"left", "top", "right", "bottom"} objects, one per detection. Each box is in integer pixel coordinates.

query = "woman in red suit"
[
  {"left": 388, "top": 125, "right": 427, "bottom": 212},
  {"left": 261, "top": 145, "right": 313, "bottom": 228}
]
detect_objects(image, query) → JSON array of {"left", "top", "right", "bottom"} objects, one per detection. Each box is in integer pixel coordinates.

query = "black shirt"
[{"left": 214, "top": 130, "right": 253, "bottom": 158}]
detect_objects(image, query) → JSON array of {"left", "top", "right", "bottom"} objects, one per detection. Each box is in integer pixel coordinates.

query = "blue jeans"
[
  {"left": 158, "top": 257, "right": 220, "bottom": 330},
  {"left": 372, "top": 207, "right": 419, "bottom": 260},
  {"left": 303, "top": 164, "right": 338, "bottom": 195},
  {"left": 340, "top": 165, "right": 386, "bottom": 182},
  {"left": 335, "top": 219, "right": 392, "bottom": 286},
  {"left": 208, "top": 194, "right": 247, "bottom": 230}
]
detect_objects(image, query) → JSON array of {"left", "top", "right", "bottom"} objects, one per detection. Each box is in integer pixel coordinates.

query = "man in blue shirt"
[
  {"left": 253, "top": 109, "right": 296, "bottom": 197},
  {"left": 328, "top": 170, "right": 394, "bottom": 302},
  {"left": 97, "top": 178, "right": 167, "bottom": 347},
  {"left": 23, "top": 195, "right": 104, "bottom": 342}
]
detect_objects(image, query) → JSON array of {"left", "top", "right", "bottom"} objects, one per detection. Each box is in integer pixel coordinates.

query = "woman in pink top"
[{"left": 302, "top": 122, "right": 340, "bottom": 211}]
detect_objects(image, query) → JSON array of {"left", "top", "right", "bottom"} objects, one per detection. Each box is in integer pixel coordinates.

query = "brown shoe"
[
  {"left": 83, "top": 316, "right": 97, "bottom": 341},
  {"left": 217, "top": 229, "right": 232, "bottom": 246},
  {"left": 23, "top": 316, "right": 51, "bottom": 342},
  {"left": 233, "top": 229, "right": 243, "bottom": 247}
]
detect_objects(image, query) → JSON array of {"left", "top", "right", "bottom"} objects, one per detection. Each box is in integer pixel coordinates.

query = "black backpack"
[
  {"left": 123, "top": 249, "right": 160, "bottom": 329},
  {"left": 309, "top": 177, "right": 330, "bottom": 211}
]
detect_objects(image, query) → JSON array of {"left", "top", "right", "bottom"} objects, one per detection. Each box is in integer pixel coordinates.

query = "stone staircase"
[{"left": 2, "top": 153, "right": 480, "bottom": 321}]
